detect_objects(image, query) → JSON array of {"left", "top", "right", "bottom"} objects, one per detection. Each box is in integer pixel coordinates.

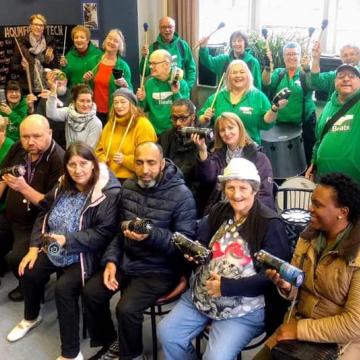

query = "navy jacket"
[
  {"left": 31, "top": 164, "right": 121, "bottom": 280},
  {"left": 103, "top": 160, "right": 197, "bottom": 276}
]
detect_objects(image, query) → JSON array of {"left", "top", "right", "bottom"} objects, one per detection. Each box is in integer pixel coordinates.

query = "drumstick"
[
  {"left": 262, "top": 27, "right": 273, "bottom": 72},
  {"left": 34, "top": 65, "right": 44, "bottom": 92},
  {"left": 117, "top": 115, "right": 134, "bottom": 153},
  {"left": 14, "top": 37, "right": 34, "bottom": 94},
  {"left": 140, "top": 23, "right": 149, "bottom": 88},
  {"left": 105, "top": 118, "right": 117, "bottom": 162},
  {"left": 210, "top": 72, "right": 225, "bottom": 110},
  {"left": 318, "top": 19, "right": 329, "bottom": 43},
  {"left": 193, "top": 22, "right": 225, "bottom": 51},
  {"left": 13, "top": 37, "right": 25, "bottom": 60},
  {"left": 62, "top": 26, "right": 68, "bottom": 57},
  {"left": 306, "top": 27, "right": 316, "bottom": 54},
  {"left": 90, "top": 55, "right": 104, "bottom": 73}
]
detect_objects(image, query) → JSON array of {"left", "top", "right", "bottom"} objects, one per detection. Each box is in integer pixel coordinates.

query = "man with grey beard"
[{"left": 83, "top": 141, "right": 197, "bottom": 360}]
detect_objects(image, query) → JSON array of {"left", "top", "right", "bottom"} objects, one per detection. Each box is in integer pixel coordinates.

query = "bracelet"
[{"left": 271, "top": 105, "right": 278, "bottom": 113}]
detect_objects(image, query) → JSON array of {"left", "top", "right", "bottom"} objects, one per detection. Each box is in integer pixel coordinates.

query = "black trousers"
[
  {"left": 21, "top": 252, "right": 82, "bottom": 358},
  {"left": 0, "top": 214, "right": 32, "bottom": 279},
  {"left": 302, "top": 112, "right": 317, "bottom": 166},
  {"left": 83, "top": 270, "right": 178, "bottom": 360}
]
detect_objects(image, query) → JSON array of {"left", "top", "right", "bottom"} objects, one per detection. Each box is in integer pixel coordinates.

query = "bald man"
[
  {"left": 83, "top": 141, "right": 197, "bottom": 360},
  {"left": 0, "top": 114, "right": 64, "bottom": 301},
  {"left": 137, "top": 49, "right": 190, "bottom": 134},
  {"left": 140, "top": 16, "right": 196, "bottom": 90}
]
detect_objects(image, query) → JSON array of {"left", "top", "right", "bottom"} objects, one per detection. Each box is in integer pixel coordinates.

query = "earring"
[{"left": 337, "top": 216, "right": 343, "bottom": 220}]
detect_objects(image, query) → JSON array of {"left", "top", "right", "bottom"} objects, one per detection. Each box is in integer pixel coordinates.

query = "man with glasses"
[
  {"left": 137, "top": 49, "right": 189, "bottom": 134},
  {"left": 140, "top": 16, "right": 196, "bottom": 90},
  {"left": 0, "top": 114, "right": 64, "bottom": 301},
  {"left": 262, "top": 42, "right": 317, "bottom": 165},
  {"left": 311, "top": 42, "right": 360, "bottom": 101},
  {"left": 305, "top": 64, "right": 360, "bottom": 184}
]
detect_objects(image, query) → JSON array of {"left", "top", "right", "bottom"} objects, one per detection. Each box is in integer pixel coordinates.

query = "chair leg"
[{"left": 150, "top": 305, "right": 158, "bottom": 360}]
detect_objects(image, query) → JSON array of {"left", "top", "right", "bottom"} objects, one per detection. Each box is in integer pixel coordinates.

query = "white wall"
[{"left": 137, "top": 0, "right": 167, "bottom": 59}]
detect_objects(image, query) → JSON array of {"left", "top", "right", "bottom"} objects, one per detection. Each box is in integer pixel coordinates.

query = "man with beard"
[
  {"left": 0, "top": 114, "right": 64, "bottom": 300},
  {"left": 83, "top": 141, "right": 197, "bottom": 360}
]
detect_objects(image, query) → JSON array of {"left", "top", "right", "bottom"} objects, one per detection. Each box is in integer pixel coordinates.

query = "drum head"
[{"left": 276, "top": 176, "right": 316, "bottom": 211}]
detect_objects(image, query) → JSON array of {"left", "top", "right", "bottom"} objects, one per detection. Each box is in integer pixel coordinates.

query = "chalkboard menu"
[{"left": 0, "top": 24, "right": 77, "bottom": 86}]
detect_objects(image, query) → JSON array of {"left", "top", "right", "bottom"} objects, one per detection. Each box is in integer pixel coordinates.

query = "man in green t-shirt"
[
  {"left": 305, "top": 64, "right": 360, "bottom": 184},
  {"left": 311, "top": 42, "right": 360, "bottom": 101}
]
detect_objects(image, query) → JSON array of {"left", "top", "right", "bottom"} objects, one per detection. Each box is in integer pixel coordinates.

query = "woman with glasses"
[
  {"left": 199, "top": 30, "right": 262, "bottom": 90},
  {"left": 11, "top": 13, "right": 58, "bottom": 95},
  {"left": 96, "top": 88, "right": 156, "bottom": 181},
  {"left": 262, "top": 41, "right": 316, "bottom": 164},
  {"left": 7, "top": 142, "right": 121, "bottom": 360},
  {"left": 83, "top": 29, "right": 132, "bottom": 125}
]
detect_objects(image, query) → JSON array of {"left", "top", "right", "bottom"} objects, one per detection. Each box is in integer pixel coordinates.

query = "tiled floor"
[{"left": 0, "top": 272, "right": 261, "bottom": 359}]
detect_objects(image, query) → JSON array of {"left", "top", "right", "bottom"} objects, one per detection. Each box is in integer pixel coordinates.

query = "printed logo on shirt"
[
  {"left": 152, "top": 91, "right": 173, "bottom": 105},
  {"left": 331, "top": 114, "right": 353, "bottom": 132},
  {"left": 239, "top": 106, "right": 253, "bottom": 115}
]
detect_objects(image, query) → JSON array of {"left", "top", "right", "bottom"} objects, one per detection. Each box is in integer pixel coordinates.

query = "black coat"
[
  {"left": 31, "top": 164, "right": 121, "bottom": 280},
  {"left": 103, "top": 160, "right": 197, "bottom": 276}
]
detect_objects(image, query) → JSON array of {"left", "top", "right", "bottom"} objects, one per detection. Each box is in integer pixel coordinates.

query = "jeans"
[{"left": 158, "top": 289, "right": 265, "bottom": 360}]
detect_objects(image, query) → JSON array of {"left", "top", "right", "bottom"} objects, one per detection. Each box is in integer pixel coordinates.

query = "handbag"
[{"left": 272, "top": 340, "right": 339, "bottom": 360}]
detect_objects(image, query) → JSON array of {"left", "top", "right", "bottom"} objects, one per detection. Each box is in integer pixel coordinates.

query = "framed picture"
[{"left": 83, "top": 2, "right": 99, "bottom": 29}]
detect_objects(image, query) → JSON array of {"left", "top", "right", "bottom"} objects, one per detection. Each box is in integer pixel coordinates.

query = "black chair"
[{"left": 143, "top": 276, "right": 187, "bottom": 360}]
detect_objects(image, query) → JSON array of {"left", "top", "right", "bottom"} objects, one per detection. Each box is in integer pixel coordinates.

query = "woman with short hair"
[{"left": 7, "top": 142, "right": 121, "bottom": 360}]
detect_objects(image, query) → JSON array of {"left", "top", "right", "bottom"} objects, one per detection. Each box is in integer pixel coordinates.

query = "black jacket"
[
  {"left": 103, "top": 160, "right": 197, "bottom": 276},
  {"left": 31, "top": 164, "right": 121, "bottom": 281}
]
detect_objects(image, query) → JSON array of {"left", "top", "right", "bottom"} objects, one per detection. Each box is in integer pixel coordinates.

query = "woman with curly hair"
[{"left": 255, "top": 172, "right": 360, "bottom": 360}]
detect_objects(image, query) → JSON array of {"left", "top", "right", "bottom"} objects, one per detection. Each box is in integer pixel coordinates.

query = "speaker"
[{"left": 198, "top": 44, "right": 226, "bottom": 87}]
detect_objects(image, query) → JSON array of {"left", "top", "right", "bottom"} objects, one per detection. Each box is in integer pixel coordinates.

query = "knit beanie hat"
[
  {"left": 218, "top": 158, "right": 260, "bottom": 183},
  {"left": 112, "top": 88, "right": 138, "bottom": 106}
]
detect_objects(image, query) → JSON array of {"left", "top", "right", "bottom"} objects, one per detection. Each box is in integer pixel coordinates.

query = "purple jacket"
[{"left": 197, "top": 143, "right": 275, "bottom": 214}]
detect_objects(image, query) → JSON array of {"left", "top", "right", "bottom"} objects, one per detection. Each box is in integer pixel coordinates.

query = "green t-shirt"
[
  {"left": 198, "top": 88, "right": 272, "bottom": 144},
  {"left": 266, "top": 68, "right": 316, "bottom": 125},
  {"left": 313, "top": 89, "right": 360, "bottom": 184},
  {"left": 140, "top": 76, "right": 190, "bottom": 134}
]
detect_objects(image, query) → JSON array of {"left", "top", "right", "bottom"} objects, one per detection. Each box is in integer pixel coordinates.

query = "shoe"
[
  {"left": 87, "top": 346, "right": 109, "bottom": 360},
  {"left": 56, "top": 352, "right": 83, "bottom": 360},
  {"left": 7, "top": 316, "right": 42, "bottom": 342},
  {"left": 8, "top": 285, "right": 24, "bottom": 302},
  {"left": 99, "top": 340, "right": 120, "bottom": 360}
]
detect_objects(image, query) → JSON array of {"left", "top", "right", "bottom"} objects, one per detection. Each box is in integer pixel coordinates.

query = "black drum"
[
  {"left": 261, "top": 124, "right": 307, "bottom": 179},
  {"left": 281, "top": 208, "right": 311, "bottom": 253}
]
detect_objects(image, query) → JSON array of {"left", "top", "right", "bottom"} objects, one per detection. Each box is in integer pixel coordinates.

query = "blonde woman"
[
  {"left": 95, "top": 88, "right": 156, "bottom": 181},
  {"left": 84, "top": 29, "right": 132, "bottom": 124},
  {"left": 193, "top": 112, "right": 274, "bottom": 214},
  {"left": 198, "top": 59, "right": 287, "bottom": 145}
]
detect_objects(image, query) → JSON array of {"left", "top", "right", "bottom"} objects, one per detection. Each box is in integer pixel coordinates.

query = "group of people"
[{"left": 0, "top": 9, "right": 359, "bottom": 360}]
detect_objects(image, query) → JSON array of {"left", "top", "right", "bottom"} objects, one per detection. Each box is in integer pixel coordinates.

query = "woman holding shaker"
[
  {"left": 83, "top": 29, "right": 132, "bottom": 125},
  {"left": 255, "top": 173, "right": 360, "bottom": 360}
]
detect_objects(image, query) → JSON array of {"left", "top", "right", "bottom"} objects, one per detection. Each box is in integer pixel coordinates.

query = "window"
[{"left": 198, "top": 0, "right": 359, "bottom": 55}]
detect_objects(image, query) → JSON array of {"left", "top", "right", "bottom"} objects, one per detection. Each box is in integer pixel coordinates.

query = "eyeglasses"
[
  {"left": 284, "top": 52, "right": 299, "bottom": 58},
  {"left": 149, "top": 60, "right": 167, "bottom": 66},
  {"left": 336, "top": 72, "right": 358, "bottom": 80},
  {"left": 172, "top": 114, "right": 192, "bottom": 122}
]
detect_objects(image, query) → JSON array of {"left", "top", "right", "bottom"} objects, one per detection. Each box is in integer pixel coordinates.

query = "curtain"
[{"left": 167, "top": 0, "right": 199, "bottom": 48}]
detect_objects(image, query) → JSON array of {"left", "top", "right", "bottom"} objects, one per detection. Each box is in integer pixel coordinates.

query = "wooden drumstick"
[
  {"left": 34, "top": 65, "right": 44, "bottom": 92},
  {"left": 13, "top": 37, "right": 25, "bottom": 60},
  {"left": 62, "top": 26, "right": 68, "bottom": 57},
  {"left": 14, "top": 37, "right": 34, "bottom": 94},
  {"left": 117, "top": 115, "right": 134, "bottom": 153},
  {"left": 318, "top": 19, "right": 329, "bottom": 43},
  {"left": 210, "top": 72, "right": 225, "bottom": 110},
  {"left": 193, "top": 22, "right": 225, "bottom": 51},
  {"left": 262, "top": 27, "right": 273, "bottom": 72},
  {"left": 105, "top": 118, "right": 117, "bottom": 162}
]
